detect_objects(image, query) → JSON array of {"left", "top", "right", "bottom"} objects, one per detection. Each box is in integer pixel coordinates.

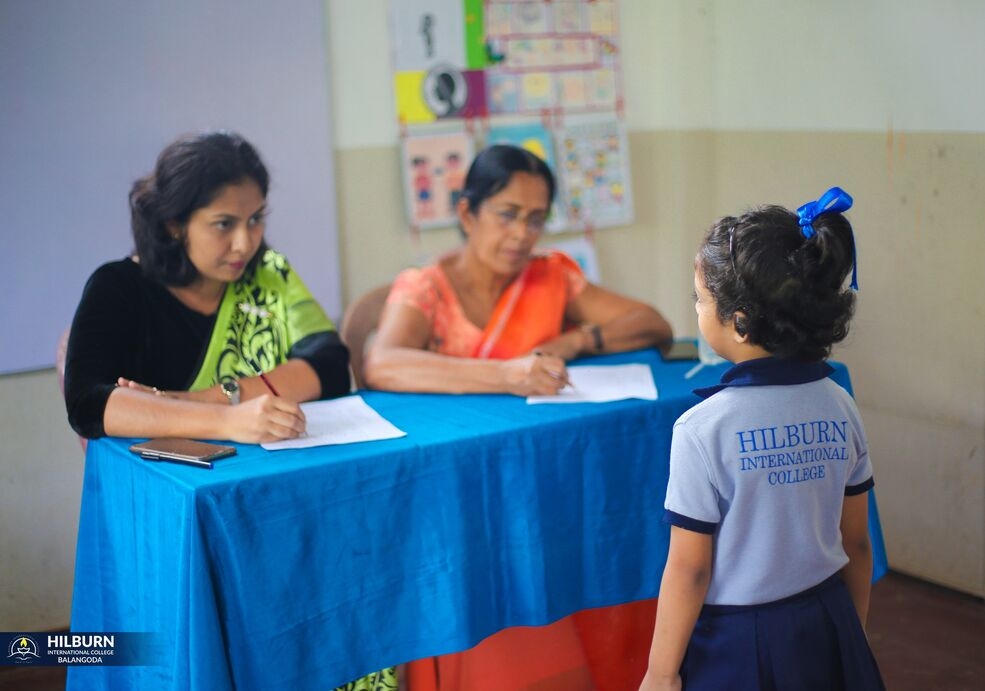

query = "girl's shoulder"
[
  {"left": 676, "top": 377, "right": 862, "bottom": 430},
  {"left": 673, "top": 387, "right": 741, "bottom": 432}
]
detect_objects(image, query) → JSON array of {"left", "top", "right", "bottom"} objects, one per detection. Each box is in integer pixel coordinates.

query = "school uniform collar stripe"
[{"left": 694, "top": 357, "right": 834, "bottom": 399}]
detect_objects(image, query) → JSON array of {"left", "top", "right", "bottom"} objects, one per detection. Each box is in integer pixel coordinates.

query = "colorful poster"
[
  {"left": 391, "top": 0, "right": 487, "bottom": 123},
  {"left": 390, "top": 0, "right": 624, "bottom": 120},
  {"left": 389, "top": 2, "right": 632, "bottom": 234},
  {"left": 401, "top": 131, "right": 475, "bottom": 229},
  {"left": 481, "top": 0, "right": 622, "bottom": 117},
  {"left": 554, "top": 115, "right": 633, "bottom": 229}
]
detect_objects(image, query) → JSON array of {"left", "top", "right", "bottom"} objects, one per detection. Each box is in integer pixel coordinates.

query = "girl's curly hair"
[{"left": 697, "top": 205, "right": 856, "bottom": 361}]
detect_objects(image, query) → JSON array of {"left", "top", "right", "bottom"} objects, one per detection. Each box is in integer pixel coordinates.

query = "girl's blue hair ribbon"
[{"left": 796, "top": 186, "right": 858, "bottom": 290}]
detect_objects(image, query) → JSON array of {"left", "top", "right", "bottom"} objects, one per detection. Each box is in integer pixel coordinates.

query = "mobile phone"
[
  {"left": 662, "top": 341, "right": 700, "bottom": 361},
  {"left": 129, "top": 438, "right": 236, "bottom": 469}
]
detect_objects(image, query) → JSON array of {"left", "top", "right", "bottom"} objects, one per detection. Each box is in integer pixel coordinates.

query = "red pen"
[
  {"left": 249, "top": 359, "right": 280, "bottom": 396},
  {"left": 249, "top": 359, "right": 306, "bottom": 438}
]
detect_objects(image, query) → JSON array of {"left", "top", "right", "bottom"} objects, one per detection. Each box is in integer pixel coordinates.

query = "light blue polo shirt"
[{"left": 664, "top": 358, "right": 874, "bottom": 606}]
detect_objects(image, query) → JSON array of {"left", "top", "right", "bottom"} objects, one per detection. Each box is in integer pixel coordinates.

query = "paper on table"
[
  {"left": 261, "top": 395, "right": 406, "bottom": 450},
  {"left": 526, "top": 364, "right": 658, "bottom": 404}
]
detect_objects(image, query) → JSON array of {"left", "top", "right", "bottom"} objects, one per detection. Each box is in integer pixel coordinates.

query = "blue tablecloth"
[{"left": 67, "top": 350, "right": 887, "bottom": 690}]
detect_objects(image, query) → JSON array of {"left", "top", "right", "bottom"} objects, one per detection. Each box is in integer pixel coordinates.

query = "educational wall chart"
[
  {"left": 390, "top": 0, "right": 631, "bottom": 232},
  {"left": 483, "top": 0, "right": 621, "bottom": 116},
  {"left": 400, "top": 130, "right": 474, "bottom": 229},
  {"left": 554, "top": 115, "right": 633, "bottom": 228}
]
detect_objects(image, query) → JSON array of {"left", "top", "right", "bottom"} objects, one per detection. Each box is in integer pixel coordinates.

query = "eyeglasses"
[{"left": 490, "top": 207, "right": 548, "bottom": 234}]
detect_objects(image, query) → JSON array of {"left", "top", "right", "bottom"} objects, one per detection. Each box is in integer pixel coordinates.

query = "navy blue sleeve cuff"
[
  {"left": 663, "top": 509, "right": 717, "bottom": 534},
  {"left": 845, "top": 476, "right": 875, "bottom": 496},
  {"left": 288, "top": 331, "right": 351, "bottom": 399}
]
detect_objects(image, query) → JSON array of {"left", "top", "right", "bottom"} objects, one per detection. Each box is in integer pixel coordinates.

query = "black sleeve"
[
  {"left": 287, "top": 331, "right": 351, "bottom": 399},
  {"left": 63, "top": 262, "right": 145, "bottom": 438}
]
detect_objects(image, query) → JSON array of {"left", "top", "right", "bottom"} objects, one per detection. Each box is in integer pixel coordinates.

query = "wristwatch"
[
  {"left": 220, "top": 379, "right": 241, "bottom": 405},
  {"left": 582, "top": 323, "right": 604, "bottom": 352}
]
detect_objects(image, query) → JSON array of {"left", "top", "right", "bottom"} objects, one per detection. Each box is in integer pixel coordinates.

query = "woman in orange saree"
[{"left": 365, "top": 145, "right": 673, "bottom": 690}]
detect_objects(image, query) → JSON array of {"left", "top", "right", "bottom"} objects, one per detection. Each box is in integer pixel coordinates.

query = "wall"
[
  {"left": 327, "top": 0, "right": 985, "bottom": 595},
  {"left": 1, "top": 0, "right": 343, "bottom": 629},
  {"left": 0, "top": 0, "right": 343, "bottom": 375},
  {"left": 2, "top": 0, "right": 983, "bottom": 632},
  {"left": 0, "top": 371, "right": 83, "bottom": 629}
]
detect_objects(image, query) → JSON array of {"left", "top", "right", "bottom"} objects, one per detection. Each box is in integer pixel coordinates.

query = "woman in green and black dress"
[
  {"left": 65, "top": 131, "right": 352, "bottom": 444},
  {"left": 64, "top": 130, "right": 393, "bottom": 691}
]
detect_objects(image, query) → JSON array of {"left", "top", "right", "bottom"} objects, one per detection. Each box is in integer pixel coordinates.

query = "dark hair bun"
[{"left": 698, "top": 204, "right": 857, "bottom": 361}]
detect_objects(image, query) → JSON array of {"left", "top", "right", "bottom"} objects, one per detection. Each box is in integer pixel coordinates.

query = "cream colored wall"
[
  {"left": 710, "top": 132, "right": 985, "bottom": 594},
  {"left": 2, "top": 0, "right": 982, "bottom": 632},
  {"left": 0, "top": 370, "right": 84, "bottom": 630},
  {"left": 327, "top": 0, "right": 985, "bottom": 595}
]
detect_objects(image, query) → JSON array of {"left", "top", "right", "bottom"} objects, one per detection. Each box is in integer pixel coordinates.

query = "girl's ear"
[
  {"left": 166, "top": 221, "right": 182, "bottom": 241},
  {"left": 732, "top": 311, "right": 750, "bottom": 342}
]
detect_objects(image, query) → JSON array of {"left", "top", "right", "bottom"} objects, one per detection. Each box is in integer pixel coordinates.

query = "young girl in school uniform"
[{"left": 640, "top": 188, "right": 885, "bottom": 691}]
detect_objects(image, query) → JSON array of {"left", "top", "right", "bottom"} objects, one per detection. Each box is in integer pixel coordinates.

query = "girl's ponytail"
[{"left": 796, "top": 187, "right": 858, "bottom": 290}]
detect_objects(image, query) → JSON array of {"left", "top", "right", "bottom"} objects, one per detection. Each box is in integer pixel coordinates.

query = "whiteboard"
[{"left": 0, "top": 0, "right": 341, "bottom": 374}]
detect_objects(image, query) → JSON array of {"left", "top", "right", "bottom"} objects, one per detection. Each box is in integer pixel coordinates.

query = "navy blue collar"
[{"left": 694, "top": 357, "right": 834, "bottom": 399}]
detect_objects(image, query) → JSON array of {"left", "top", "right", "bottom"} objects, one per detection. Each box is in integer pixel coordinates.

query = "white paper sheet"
[
  {"left": 261, "top": 395, "right": 407, "bottom": 451},
  {"left": 526, "top": 364, "right": 658, "bottom": 404}
]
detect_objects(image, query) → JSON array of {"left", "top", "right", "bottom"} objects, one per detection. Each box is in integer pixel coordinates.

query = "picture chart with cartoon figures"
[
  {"left": 400, "top": 130, "right": 475, "bottom": 229},
  {"left": 390, "top": 0, "right": 633, "bottom": 232}
]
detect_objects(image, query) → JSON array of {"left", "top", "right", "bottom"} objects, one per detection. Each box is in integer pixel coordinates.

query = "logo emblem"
[{"left": 7, "top": 635, "right": 40, "bottom": 662}]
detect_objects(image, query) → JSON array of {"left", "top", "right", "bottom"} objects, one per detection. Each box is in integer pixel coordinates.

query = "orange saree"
[{"left": 388, "top": 252, "right": 657, "bottom": 691}]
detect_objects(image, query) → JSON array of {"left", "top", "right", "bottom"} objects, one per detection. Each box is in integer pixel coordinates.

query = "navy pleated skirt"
[{"left": 680, "top": 574, "right": 885, "bottom": 690}]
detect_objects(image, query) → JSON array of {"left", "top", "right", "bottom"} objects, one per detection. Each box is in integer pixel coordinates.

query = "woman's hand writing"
[
  {"left": 221, "top": 394, "right": 307, "bottom": 443},
  {"left": 500, "top": 353, "right": 569, "bottom": 396}
]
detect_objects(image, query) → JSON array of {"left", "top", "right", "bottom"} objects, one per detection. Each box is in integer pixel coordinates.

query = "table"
[{"left": 67, "top": 350, "right": 888, "bottom": 690}]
